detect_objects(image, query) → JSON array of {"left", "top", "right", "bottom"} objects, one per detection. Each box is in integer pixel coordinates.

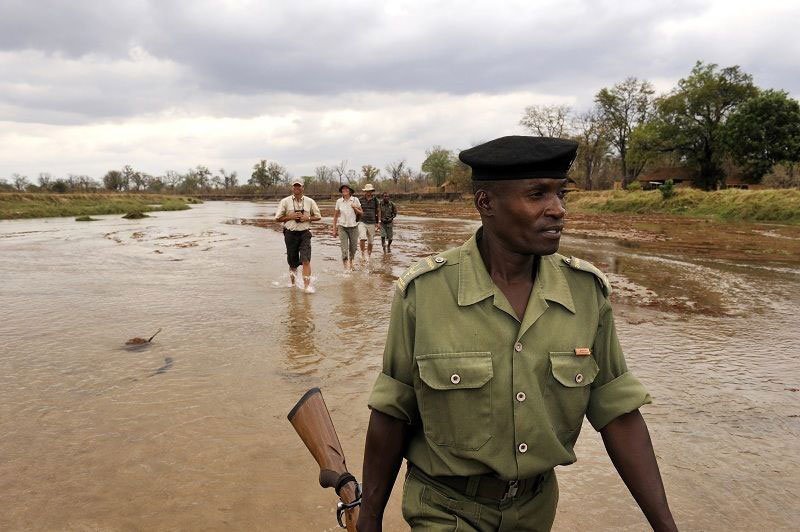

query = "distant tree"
[
  {"left": 572, "top": 108, "right": 611, "bottom": 190},
  {"left": 250, "top": 160, "right": 269, "bottom": 189},
  {"left": 38, "top": 172, "right": 53, "bottom": 190},
  {"left": 122, "top": 165, "right": 140, "bottom": 191},
  {"left": 421, "top": 146, "right": 454, "bottom": 186},
  {"left": 266, "top": 162, "right": 287, "bottom": 188},
  {"left": 333, "top": 160, "right": 348, "bottom": 185},
  {"left": 653, "top": 61, "right": 758, "bottom": 189},
  {"left": 12, "top": 173, "right": 29, "bottom": 191},
  {"left": 147, "top": 175, "right": 165, "bottom": 193},
  {"left": 385, "top": 159, "right": 407, "bottom": 186},
  {"left": 51, "top": 179, "right": 68, "bottom": 193},
  {"left": 218, "top": 168, "right": 238, "bottom": 190},
  {"left": 163, "top": 170, "right": 182, "bottom": 190},
  {"left": 0, "top": 178, "right": 12, "bottom": 192},
  {"left": 361, "top": 164, "right": 380, "bottom": 182},
  {"left": 314, "top": 165, "right": 334, "bottom": 190},
  {"left": 723, "top": 90, "right": 800, "bottom": 181},
  {"left": 345, "top": 168, "right": 358, "bottom": 184},
  {"left": 249, "top": 160, "right": 286, "bottom": 190},
  {"left": 193, "top": 165, "right": 212, "bottom": 190},
  {"left": 103, "top": 170, "right": 123, "bottom": 191},
  {"left": 448, "top": 157, "right": 472, "bottom": 191},
  {"left": 595, "top": 77, "right": 655, "bottom": 187},
  {"left": 519, "top": 104, "right": 572, "bottom": 137}
]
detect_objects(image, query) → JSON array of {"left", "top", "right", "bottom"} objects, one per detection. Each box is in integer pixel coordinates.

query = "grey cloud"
[{"left": 1, "top": 0, "right": 798, "bottom": 126}]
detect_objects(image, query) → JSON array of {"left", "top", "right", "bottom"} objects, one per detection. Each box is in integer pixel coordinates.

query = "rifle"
[{"left": 287, "top": 388, "right": 361, "bottom": 531}]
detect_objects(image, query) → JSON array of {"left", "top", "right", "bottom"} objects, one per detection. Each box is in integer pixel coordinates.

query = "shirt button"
[
  {"left": 514, "top": 342, "right": 523, "bottom": 352},
  {"left": 450, "top": 374, "right": 461, "bottom": 384},
  {"left": 518, "top": 443, "right": 528, "bottom": 453},
  {"left": 575, "top": 373, "right": 584, "bottom": 384},
  {"left": 516, "top": 392, "right": 526, "bottom": 402}
]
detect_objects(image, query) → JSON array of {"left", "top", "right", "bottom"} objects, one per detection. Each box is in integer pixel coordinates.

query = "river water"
[{"left": 1, "top": 201, "right": 798, "bottom": 531}]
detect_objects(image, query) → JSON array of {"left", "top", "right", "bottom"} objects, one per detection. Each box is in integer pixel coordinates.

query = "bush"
[
  {"left": 659, "top": 179, "right": 675, "bottom": 200},
  {"left": 762, "top": 163, "right": 800, "bottom": 189},
  {"left": 626, "top": 181, "right": 642, "bottom": 191}
]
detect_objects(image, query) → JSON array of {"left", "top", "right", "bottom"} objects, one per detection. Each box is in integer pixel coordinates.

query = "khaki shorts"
[{"left": 358, "top": 222, "right": 376, "bottom": 244}]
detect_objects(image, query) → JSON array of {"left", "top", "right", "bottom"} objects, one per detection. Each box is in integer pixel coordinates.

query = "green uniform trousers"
[{"left": 402, "top": 466, "right": 558, "bottom": 532}]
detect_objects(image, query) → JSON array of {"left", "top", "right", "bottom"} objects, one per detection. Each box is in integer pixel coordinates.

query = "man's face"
[
  {"left": 382, "top": 194, "right": 390, "bottom": 203},
  {"left": 365, "top": 190, "right": 373, "bottom": 199},
  {"left": 292, "top": 184, "right": 303, "bottom": 196},
  {"left": 484, "top": 178, "right": 568, "bottom": 256}
]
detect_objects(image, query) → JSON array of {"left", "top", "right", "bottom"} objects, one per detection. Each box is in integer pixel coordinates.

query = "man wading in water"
[
  {"left": 274, "top": 178, "right": 321, "bottom": 293},
  {"left": 358, "top": 136, "right": 677, "bottom": 531}
]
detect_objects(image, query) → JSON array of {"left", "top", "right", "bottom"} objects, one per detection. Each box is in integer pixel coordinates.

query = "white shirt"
[
  {"left": 335, "top": 196, "right": 361, "bottom": 228},
  {"left": 275, "top": 195, "right": 321, "bottom": 231}
]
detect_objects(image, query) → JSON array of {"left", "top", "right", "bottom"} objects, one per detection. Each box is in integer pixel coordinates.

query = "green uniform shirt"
[{"left": 368, "top": 229, "right": 651, "bottom": 481}]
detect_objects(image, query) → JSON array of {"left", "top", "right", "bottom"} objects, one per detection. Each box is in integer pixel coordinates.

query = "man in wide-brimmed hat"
[
  {"left": 358, "top": 183, "right": 379, "bottom": 260},
  {"left": 332, "top": 183, "right": 362, "bottom": 271}
]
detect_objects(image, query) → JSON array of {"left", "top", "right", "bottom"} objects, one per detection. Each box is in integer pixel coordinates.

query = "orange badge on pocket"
[{"left": 574, "top": 347, "right": 591, "bottom": 356}]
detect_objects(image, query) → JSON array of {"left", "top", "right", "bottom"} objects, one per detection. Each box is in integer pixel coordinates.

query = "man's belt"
[{"left": 411, "top": 465, "right": 544, "bottom": 502}]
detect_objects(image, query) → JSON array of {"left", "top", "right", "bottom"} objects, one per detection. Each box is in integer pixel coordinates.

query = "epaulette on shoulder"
[
  {"left": 396, "top": 254, "right": 450, "bottom": 294},
  {"left": 561, "top": 255, "right": 612, "bottom": 297}
]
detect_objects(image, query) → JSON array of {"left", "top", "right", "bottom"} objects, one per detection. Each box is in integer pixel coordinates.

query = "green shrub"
[
  {"left": 659, "top": 179, "right": 675, "bottom": 200},
  {"left": 626, "top": 181, "right": 642, "bottom": 191}
]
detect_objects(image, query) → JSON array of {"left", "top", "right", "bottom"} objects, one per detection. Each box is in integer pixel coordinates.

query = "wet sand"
[{"left": 1, "top": 201, "right": 799, "bottom": 531}]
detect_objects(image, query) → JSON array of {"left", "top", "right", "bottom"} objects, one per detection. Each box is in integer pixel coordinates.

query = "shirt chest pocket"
[
  {"left": 416, "top": 352, "right": 493, "bottom": 451},
  {"left": 546, "top": 352, "right": 599, "bottom": 438}
]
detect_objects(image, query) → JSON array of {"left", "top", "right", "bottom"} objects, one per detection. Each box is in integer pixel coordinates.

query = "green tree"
[
  {"left": 595, "top": 77, "right": 655, "bottom": 187},
  {"left": 249, "top": 160, "right": 286, "bottom": 190},
  {"left": 421, "top": 146, "right": 454, "bottom": 186},
  {"left": 361, "top": 164, "right": 380, "bottom": 182},
  {"left": 654, "top": 61, "right": 758, "bottom": 189},
  {"left": 723, "top": 90, "right": 800, "bottom": 182}
]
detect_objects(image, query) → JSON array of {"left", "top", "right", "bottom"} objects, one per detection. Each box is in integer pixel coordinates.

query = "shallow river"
[{"left": 1, "top": 201, "right": 798, "bottom": 531}]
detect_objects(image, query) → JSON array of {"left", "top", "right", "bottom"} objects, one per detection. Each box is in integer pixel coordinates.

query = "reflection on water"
[{"left": 1, "top": 202, "right": 799, "bottom": 531}]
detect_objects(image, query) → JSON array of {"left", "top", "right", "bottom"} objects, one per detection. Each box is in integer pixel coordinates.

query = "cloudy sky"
[{"left": 1, "top": 0, "right": 798, "bottom": 182}]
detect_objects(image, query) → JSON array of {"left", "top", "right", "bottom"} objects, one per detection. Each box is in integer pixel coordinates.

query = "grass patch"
[
  {"left": 0, "top": 193, "right": 202, "bottom": 220},
  {"left": 566, "top": 188, "right": 800, "bottom": 223}
]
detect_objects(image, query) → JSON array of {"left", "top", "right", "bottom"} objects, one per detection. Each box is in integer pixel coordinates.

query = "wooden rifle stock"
[{"left": 287, "top": 388, "right": 360, "bottom": 531}]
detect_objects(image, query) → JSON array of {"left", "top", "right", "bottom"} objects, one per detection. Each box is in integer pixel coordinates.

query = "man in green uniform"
[{"left": 357, "top": 136, "right": 677, "bottom": 531}]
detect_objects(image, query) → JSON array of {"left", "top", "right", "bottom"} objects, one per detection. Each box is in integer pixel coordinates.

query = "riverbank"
[
  {"left": 0, "top": 193, "right": 201, "bottom": 220},
  {"left": 566, "top": 188, "right": 800, "bottom": 223}
]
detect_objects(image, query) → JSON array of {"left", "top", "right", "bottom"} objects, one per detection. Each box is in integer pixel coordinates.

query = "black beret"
[{"left": 459, "top": 135, "right": 578, "bottom": 180}]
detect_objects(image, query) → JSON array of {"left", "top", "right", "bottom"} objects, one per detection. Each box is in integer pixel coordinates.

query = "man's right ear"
[{"left": 474, "top": 189, "right": 494, "bottom": 217}]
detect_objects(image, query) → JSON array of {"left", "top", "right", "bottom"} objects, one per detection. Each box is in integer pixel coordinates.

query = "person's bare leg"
[
  {"left": 367, "top": 242, "right": 373, "bottom": 258},
  {"left": 302, "top": 261, "right": 311, "bottom": 288},
  {"left": 359, "top": 239, "right": 366, "bottom": 260},
  {"left": 289, "top": 268, "right": 297, "bottom": 286}
]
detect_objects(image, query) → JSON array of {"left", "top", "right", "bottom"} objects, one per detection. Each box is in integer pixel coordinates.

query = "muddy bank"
[{"left": 245, "top": 201, "right": 800, "bottom": 265}]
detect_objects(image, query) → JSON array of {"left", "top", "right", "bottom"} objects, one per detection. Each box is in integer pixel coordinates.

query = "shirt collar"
[{"left": 457, "top": 228, "right": 575, "bottom": 314}]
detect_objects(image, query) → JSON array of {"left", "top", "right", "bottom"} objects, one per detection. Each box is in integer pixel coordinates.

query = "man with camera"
[{"left": 274, "top": 177, "right": 321, "bottom": 293}]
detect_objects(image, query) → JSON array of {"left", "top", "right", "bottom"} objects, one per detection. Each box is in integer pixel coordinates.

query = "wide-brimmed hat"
[
  {"left": 339, "top": 183, "right": 353, "bottom": 193},
  {"left": 362, "top": 183, "right": 375, "bottom": 192},
  {"left": 291, "top": 177, "right": 304, "bottom": 186}
]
